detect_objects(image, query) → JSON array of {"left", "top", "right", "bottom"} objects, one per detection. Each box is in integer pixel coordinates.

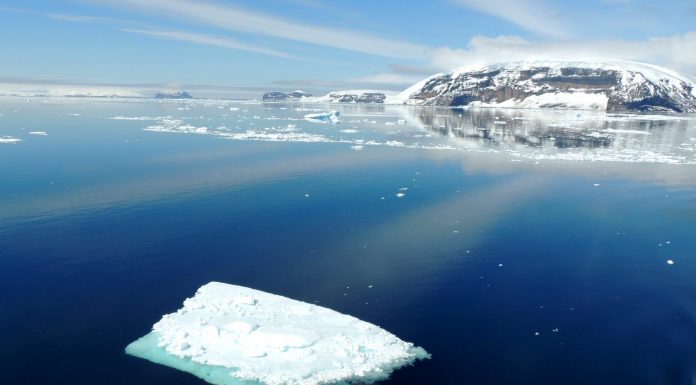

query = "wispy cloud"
[
  {"left": 48, "top": 12, "right": 300, "bottom": 60},
  {"left": 122, "top": 28, "right": 300, "bottom": 60},
  {"left": 451, "top": 0, "right": 571, "bottom": 38},
  {"left": 48, "top": 12, "right": 150, "bottom": 28},
  {"left": 96, "top": 0, "right": 430, "bottom": 60},
  {"left": 348, "top": 72, "right": 424, "bottom": 86}
]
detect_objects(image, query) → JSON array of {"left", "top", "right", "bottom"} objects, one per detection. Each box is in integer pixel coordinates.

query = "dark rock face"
[
  {"left": 326, "top": 92, "right": 386, "bottom": 103},
  {"left": 404, "top": 63, "right": 696, "bottom": 112},
  {"left": 154, "top": 91, "right": 193, "bottom": 99},
  {"left": 262, "top": 91, "right": 311, "bottom": 101}
]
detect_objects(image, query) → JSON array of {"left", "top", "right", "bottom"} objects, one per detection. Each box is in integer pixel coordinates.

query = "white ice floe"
[
  {"left": 602, "top": 128, "right": 651, "bottom": 135},
  {"left": 0, "top": 136, "right": 22, "bottom": 144},
  {"left": 126, "top": 282, "right": 429, "bottom": 385},
  {"left": 220, "top": 131, "right": 330, "bottom": 143},
  {"left": 109, "top": 115, "right": 166, "bottom": 121},
  {"left": 29, "top": 131, "right": 48, "bottom": 136},
  {"left": 304, "top": 111, "right": 340, "bottom": 123}
]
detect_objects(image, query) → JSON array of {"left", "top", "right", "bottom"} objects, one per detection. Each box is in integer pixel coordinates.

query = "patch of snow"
[{"left": 472, "top": 92, "right": 609, "bottom": 111}]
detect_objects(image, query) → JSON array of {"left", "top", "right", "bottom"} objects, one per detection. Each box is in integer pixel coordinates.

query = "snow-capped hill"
[
  {"left": 154, "top": 91, "right": 193, "bottom": 99},
  {"left": 262, "top": 90, "right": 312, "bottom": 101},
  {"left": 400, "top": 61, "right": 696, "bottom": 112},
  {"left": 307, "top": 90, "right": 398, "bottom": 104}
]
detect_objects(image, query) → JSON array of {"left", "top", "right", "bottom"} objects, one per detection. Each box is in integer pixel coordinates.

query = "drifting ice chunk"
[
  {"left": 0, "top": 136, "right": 22, "bottom": 144},
  {"left": 126, "top": 282, "right": 429, "bottom": 385},
  {"left": 304, "top": 111, "right": 340, "bottom": 123}
]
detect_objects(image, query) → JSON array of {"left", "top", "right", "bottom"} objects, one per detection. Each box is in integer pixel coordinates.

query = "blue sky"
[{"left": 1, "top": 0, "right": 695, "bottom": 97}]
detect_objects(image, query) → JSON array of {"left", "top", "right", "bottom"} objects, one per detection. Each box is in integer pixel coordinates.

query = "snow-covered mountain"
[
  {"left": 262, "top": 90, "right": 312, "bottom": 101},
  {"left": 154, "top": 91, "right": 193, "bottom": 99},
  {"left": 397, "top": 61, "right": 696, "bottom": 112},
  {"left": 306, "top": 90, "right": 391, "bottom": 104}
]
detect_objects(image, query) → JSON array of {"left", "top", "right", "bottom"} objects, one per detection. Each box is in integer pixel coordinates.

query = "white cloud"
[
  {"left": 451, "top": 0, "right": 571, "bottom": 38},
  {"left": 98, "top": 0, "right": 429, "bottom": 60},
  {"left": 429, "top": 33, "right": 696, "bottom": 79},
  {"left": 122, "top": 28, "right": 299, "bottom": 60},
  {"left": 349, "top": 73, "right": 424, "bottom": 86}
]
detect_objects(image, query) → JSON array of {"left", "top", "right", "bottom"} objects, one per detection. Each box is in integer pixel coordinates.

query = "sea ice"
[
  {"left": 304, "top": 111, "right": 340, "bottom": 123},
  {"left": 0, "top": 136, "right": 22, "bottom": 144},
  {"left": 126, "top": 282, "right": 429, "bottom": 385}
]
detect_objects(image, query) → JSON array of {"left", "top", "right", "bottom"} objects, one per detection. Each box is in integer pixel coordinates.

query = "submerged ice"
[{"left": 126, "top": 282, "right": 429, "bottom": 385}]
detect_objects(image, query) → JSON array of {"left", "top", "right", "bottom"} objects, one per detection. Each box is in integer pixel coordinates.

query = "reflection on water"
[
  {"left": 406, "top": 107, "right": 696, "bottom": 163},
  {"left": 91, "top": 98, "right": 696, "bottom": 164}
]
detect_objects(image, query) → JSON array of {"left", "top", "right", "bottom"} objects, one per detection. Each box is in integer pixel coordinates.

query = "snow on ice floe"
[
  {"left": 126, "top": 282, "right": 429, "bottom": 385},
  {"left": 0, "top": 136, "right": 22, "bottom": 144},
  {"left": 109, "top": 115, "right": 167, "bottom": 121}
]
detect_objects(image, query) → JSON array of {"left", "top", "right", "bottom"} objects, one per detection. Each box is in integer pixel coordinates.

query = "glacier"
[{"left": 125, "top": 282, "right": 430, "bottom": 385}]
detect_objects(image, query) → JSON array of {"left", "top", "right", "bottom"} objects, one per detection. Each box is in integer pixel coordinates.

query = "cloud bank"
[{"left": 428, "top": 33, "right": 696, "bottom": 79}]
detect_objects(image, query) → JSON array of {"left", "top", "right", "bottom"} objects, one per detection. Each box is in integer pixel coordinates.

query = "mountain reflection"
[{"left": 407, "top": 107, "right": 695, "bottom": 152}]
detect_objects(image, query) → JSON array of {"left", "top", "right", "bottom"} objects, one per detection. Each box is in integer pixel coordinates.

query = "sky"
[{"left": 1, "top": 0, "right": 695, "bottom": 98}]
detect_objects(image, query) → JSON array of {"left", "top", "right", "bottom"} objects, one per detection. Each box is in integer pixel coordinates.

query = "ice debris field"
[{"left": 126, "top": 282, "right": 430, "bottom": 385}]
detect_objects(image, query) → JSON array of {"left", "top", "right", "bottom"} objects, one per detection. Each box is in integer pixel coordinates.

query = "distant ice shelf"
[{"left": 126, "top": 282, "right": 429, "bottom": 385}]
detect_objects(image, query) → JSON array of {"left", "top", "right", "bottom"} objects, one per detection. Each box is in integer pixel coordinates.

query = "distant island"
[
  {"left": 154, "top": 91, "right": 193, "bottom": 99},
  {"left": 262, "top": 90, "right": 311, "bottom": 101},
  {"left": 265, "top": 61, "right": 696, "bottom": 113}
]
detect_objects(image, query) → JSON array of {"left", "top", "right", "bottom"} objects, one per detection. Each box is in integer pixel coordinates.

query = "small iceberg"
[
  {"left": 0, "top": 136, "right": 22, "bottom": 144},
  {"left": 304, "top": 111, "right": 340, "bottom": 123},
  {"left": 126, "top": 282, "right": 429, "bottom": 385}
]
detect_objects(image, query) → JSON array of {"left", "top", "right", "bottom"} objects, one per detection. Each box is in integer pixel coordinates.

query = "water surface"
[{"left": 1, "top": 97, "right": 696, "bottom": 385}]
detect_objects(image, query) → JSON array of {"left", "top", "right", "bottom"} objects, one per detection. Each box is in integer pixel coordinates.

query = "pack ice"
[{"left": 126, "top": 282, "right": 429, "bottom": 385}]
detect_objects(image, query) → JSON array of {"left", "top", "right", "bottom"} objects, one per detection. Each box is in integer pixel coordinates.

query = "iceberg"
[
  {"left": 304, "top": 111, "right": 340, "bottom": 123},
  {"left": 126, "top": 282, "right": 429, "bottom": 385}
]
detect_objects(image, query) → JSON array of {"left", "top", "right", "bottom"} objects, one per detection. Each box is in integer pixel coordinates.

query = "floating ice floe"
[
  {"left": 304, "top": 111, "right": 340, "bottom": 124},
  {"left": 109, "top": 115, "right": 166, "bottom": 121},
  {"left": 126, "top": 282, "right": 429, "bottom": 385},
  {"left": 0, "top": 136, "right": 22, "bottom": 144}
]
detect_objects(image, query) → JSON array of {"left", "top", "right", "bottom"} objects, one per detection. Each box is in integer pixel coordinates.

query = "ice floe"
[
  {"left": 304, "top": 111, "right": 340, "bottom": 124},
  {"left": 126, "top": 282, "right": 429, "bottom": 385},
  {"left": 0, "top": 136, "right": 22, "bottom": 144}
]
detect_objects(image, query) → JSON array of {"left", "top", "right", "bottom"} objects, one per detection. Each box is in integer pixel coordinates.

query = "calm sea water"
[{"left": 1, "top": 97, "right": 696, "bottom": 385}]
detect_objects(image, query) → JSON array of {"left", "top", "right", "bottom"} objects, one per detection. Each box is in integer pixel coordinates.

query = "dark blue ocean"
[{"left": 1, "top": 97, "right": 696, "bottom": 385}]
